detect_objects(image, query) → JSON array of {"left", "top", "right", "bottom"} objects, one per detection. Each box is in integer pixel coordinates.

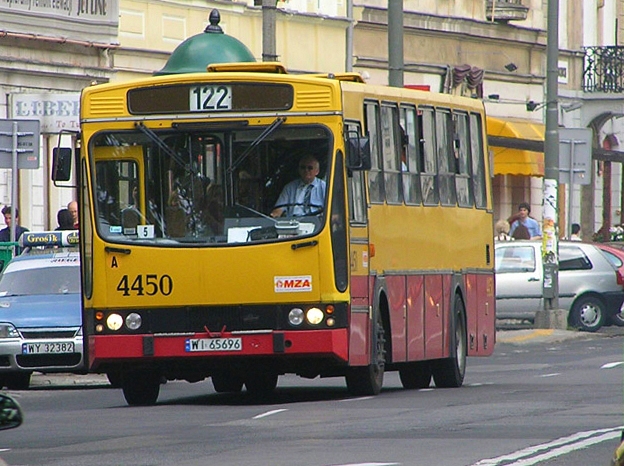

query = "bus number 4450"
[{"left": 116, "top": 274, "right": 173, "bottom": 296}]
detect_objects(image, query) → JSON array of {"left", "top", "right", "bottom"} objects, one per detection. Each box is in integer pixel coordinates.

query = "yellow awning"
[{"left": 487, "top": 116, "right": 545, "bottom": 177}]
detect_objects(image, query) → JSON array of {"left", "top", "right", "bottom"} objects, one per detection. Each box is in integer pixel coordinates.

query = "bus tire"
[
  {"left": 212, "top": 372, "right": 244, "bottom": 393},
  {"left": 122, "top": 371, "right": 161, "bottom": 406},
  {"left": 346, "top": 308, "right": 385, "bottom": 396},
  {"left": 244, "top": 372, "right": 278, "bottom": 395},
  {"left": 432, "top": 295, "right": 466, "bottom": 388},
  {"left": 399, "top": 362, "right": 432, "bottom": 389}
]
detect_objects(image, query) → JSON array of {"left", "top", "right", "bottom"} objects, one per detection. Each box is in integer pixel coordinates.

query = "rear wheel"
[
  {"left": 399, "top": 362, "right": 432, "bottom": 389},
  {"left": 244, "top": 372, "right": 278, "bottom": 396},
  {"left": 570, "top": 295, "right": 605, "bottom": 332},
  {"left": 212, "top": 372, "right": 244, "bottom": 393},
  {"left": 608, "top": 312, "right": 624, "bottom": 327},
  {"left": 122, "top": 371, "right": 161, "bottom": 406},
  {"left": 346, "top": 308, "right": 385, "bottom": 396},
  {"left": 5, "top": 372, "right": 31, "bottom": 390},
  {"left": 432, "top": 295, "right": 466, "bottom": 388}
]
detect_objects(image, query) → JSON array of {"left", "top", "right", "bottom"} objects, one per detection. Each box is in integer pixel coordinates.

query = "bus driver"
[{"left": 270, "top": 155, "right": 326, "bottom": 218}]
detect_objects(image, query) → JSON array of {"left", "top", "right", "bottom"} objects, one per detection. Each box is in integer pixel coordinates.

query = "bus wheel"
[
  {"left": 244, "top": 372, "right": 278, "bottom": 396},
  {"left": 399, "top": 362, "right": 431, "bottom": 389},
  {"left": 122, "top": 371, "right": 161, "bottom": 406},
  {"left": 212, "top": 372, "right": 244, "bottom": 393},
  {"left": 432, "top": 295, "right": 466, "bottom": 388},
  {"left": 346, "top": 309, "right": 385, "bottom": 396},
  {"left": 5, "top": 372, "right": 31, "bottom": 390}
]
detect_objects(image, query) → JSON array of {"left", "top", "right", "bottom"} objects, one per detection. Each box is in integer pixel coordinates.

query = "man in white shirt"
[{"left": 270, "top": 155, "right": 326, "bottom": 218}]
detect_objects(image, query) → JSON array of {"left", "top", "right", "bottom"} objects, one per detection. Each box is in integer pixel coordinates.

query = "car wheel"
[
  {"left": 570, "top": 295, "right": 606, "bottom": 332},
  {"left": 609, "top": 312, "right": 624, "bottom": 327},
  {"left": 5, "top": 372, "right": 31, "bottom": 390}
]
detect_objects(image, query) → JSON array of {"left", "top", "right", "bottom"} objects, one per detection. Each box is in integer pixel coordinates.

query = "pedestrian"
[
  {"left": 67, "top": 200, "right": 79, "bottom": 229},
  {"left": 0, "top": 206, "right": 29, "bottom": 254},
  {"left": 509, "top": 202, "right": 541, "bottom": 240},
  {"left": 494, "top": 219, "right": 513, "bottom": 241},
  {"left": 270, "top": 155, "right": 326, "bottom": 218},
  {"left": 55, "top": 208, "right": 74, "bottom": 231},
  {"left": 570, "top": 223, "right": 582, "bottom": 241}
]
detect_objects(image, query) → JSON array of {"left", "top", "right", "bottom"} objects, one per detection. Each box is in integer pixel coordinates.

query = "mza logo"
[{"left": 274, "top": 275, "right": 312, "bottom": 293}]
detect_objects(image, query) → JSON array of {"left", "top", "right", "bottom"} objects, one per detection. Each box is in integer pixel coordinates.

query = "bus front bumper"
[{"left": 88, "top": 329, "right": 348, "bottom": 368}]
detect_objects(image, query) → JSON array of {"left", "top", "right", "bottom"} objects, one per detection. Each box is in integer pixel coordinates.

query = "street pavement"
[{"left": 27, "top": 324, "right": 624, "bottom": 388}]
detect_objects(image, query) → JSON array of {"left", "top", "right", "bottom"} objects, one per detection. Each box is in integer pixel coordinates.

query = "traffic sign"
[{"left": 0, "top": 119, "right": 40, "bottom": 169}]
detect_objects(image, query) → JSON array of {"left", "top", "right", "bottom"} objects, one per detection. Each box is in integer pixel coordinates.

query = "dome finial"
[{"left": 204, "top": 9, "right": 223, "bottom": 34}]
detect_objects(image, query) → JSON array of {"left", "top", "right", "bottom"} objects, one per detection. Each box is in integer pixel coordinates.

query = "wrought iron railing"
[{"left": 583, "top": 46, "right": 624, "bottom": 93}]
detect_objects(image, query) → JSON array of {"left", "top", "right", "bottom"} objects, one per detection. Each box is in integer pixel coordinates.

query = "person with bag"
[{"left": 508, "top": 202, "right": 541, "bottom": 240}]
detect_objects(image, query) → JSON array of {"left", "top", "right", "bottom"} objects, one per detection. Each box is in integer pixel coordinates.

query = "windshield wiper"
[
  {"left": 135, "top": 122, "right": 196, "bottom": 175},
  {"left": 228, "top": 117, "right": 286, "bottom": 174}
]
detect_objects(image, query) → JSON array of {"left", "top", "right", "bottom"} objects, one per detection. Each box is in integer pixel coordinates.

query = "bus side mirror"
[
  {"left": 52, "top": 148, "right": 72, "bottom": 182},
  {"left": 346, "top": 134, "right": 371, "bottom": 171}
]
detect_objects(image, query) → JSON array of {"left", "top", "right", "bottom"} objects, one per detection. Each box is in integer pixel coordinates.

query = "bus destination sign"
[{"left": 128, "top": 83, "right": 293, "bottom": 115}]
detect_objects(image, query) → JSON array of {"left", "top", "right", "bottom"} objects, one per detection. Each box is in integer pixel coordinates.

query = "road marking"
[
  {"left": 252, "top": 409, "right": 288, "bottom": 419},
  {"left": 471, "top": 426, "right": 623, "bottom": 466},
  {"left": 329, "top": 463, "right": 399, "bottom": 466},
  {"left": 497, "top": 329, "right": 554, "bottom": 343},
  {"left": 538, "top": 373, "right": 560, "bottom": 377},
  {"left": 339, "top": 396, "right": 374, "bottom": 402},
  {"left": 602, "top": 361, "right": 624, "bottom": 369}
]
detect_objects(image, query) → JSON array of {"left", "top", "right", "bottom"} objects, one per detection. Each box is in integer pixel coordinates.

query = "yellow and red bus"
[{"left": 54, "top": 61, "right": 495, "bottom": 406}]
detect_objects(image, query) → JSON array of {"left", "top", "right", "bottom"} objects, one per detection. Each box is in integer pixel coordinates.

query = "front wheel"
[
  {"left": 122, "top": 371, "right": 161, "bottom": 406},
  {"left": 608, "top": 311, "right": 624, "bottom": 327},
  {"left": 346, "top": 308, "right": 385, "bottom": 396},
  {"left": 432, "top": 295, "right": 466, "bottom": 388},
  {"left": 569, "top": 295, "right": 605, "bottom": 332}
]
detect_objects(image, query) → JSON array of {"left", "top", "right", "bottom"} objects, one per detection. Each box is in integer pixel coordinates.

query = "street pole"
[
  {"left": 262, "top": 0, "right": 277, "bottom": 62},
  {"left": 388, "top": 0, "right": 403, "bottom": 87},
  {"left": 346, "top": 0, "right": 353, "bottom": 72},
  {"left": 542, "top": 0, "right": 559, "bottom": 310}
]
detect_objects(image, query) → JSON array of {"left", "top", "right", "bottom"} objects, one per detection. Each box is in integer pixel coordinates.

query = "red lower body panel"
[{"left": 88, "top": 329, "right": 349, "bottom": 369}]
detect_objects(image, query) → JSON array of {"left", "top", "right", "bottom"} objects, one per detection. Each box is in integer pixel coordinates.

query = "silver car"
[{"left": 495, "top": 240, "right": 624, "bottom": 332}]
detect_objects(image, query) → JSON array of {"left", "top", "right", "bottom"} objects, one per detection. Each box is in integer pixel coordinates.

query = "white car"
[
  {"left": 495, "top": 240, "right": 624, "bottom": 332},
  {"left": 0, "top": 231, "right": 84, "bottom": 389}
]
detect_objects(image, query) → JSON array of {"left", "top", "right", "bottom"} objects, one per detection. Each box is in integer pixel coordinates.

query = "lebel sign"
[{"left": 10, "top": 93, "right": 80, "bottom": 134}]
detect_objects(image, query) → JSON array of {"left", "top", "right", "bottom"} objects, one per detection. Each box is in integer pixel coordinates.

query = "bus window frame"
[
  {"left": 380, "top": 102, "right": 402, "bottom": 205},
  {"left": 419, "top": 106, "right": 439, "bottom": 206},
  {"left": 345, "top": 120, "right": 368, "bottom": 225},
  {"left": 435, "top": 107, "right": 457, "bottom": 207},
  {"left": 364, "top": 100, "right": 384, "bottom": 205},
  {"left": 399, "top": 104, "right": 423, "bottom": 206},
  {"left": 453, "top": 110, "right": 474, "bottom": 208}
]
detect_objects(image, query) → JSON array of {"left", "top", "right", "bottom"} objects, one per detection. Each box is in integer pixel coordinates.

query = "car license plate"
[
  {"left": 22, "top": 341, "right": 75, "bottom": 354},
  {"left": 185, "top": 338, "right": 242, "bottom": 352}
]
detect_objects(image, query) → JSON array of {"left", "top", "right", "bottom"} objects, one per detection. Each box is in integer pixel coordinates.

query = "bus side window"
[
  {"left": 364, "top": 101, "right": 384, "bottom": 204},
  {"left": 436, "top": 108, "right": 457, "bottom": 207},
  {"left": 380, "top": 104, "right": 401, "bottom": 205},
  {"left": 345, "top": 122, "right": 367, "bottom": 224},
  {"left": 419, "top": 106, "right": 438, "bottom": 206},
  {"left": 400, "top": 105, "right": 422, "bottom": 206},
  {"left": 454, "top": 111, "right": 474, "bottom": 208},
  {"left": 470, "top": 113, "right": 488, "bottom": 209}
]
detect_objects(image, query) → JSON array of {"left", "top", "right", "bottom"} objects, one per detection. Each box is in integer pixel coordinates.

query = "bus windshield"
[{"left": 89, "top": 123, "right": 332, "bottom": 246}]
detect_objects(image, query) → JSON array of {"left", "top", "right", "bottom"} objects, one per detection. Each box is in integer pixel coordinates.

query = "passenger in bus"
[
  {"left": 67, "top": 201, "right": 79, "bottom": 229},
  {"left": 270, "top": 155, "right": 326, "bottom": 218},
  {"left": 165, "top": 190, "right": 187, "bottom": 237},
  {"left": 202, "top": 183, "right": 224, "bottom": 235}
]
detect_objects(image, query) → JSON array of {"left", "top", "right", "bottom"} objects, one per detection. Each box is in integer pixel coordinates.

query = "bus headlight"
[
  {"left": 106, "top": 313, "right": 123, "bottom": 331},
  {"left": 125, "top": 313, "right": 142, "bottom": 330},
  {"left": 305, "top": 307, "right": 324, "bottom": 325},
  {"left": 0, "top": 323, "right": 18, "bottom": 338},
  {"left": 288, "top": 308, "right": 304, "bottom": 326}
]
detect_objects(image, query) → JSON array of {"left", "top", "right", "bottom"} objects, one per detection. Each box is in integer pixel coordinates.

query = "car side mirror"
[{"left": 0, "top": 394, "right": 23, "bottom": 431}]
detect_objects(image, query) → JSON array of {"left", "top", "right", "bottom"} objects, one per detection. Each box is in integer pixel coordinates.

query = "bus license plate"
[
  {"left": 185, "top": 338, "right": 242, "bottom": 352},
  {"left": 22, "top": 341, "right": 75, "bottom": 354}
]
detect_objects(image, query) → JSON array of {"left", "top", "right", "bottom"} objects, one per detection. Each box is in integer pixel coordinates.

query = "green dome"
[{"left": 154, "top": 9, "right": 256, "bottom": 76}]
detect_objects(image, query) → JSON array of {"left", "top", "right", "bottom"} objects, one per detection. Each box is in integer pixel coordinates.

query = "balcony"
[
  {"left": 583, "top": 46, "right": 624, "bottom": 93},
  {"left": 486, "top": 0, "right": 529, "bottom": 23}
]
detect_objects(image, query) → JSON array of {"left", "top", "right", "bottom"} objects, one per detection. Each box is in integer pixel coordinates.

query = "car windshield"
[
  {"left": 89, "top": 123, "right": 332, "bottom": 246},
  {"left": 0, "top": 266, "right": 80, "bottom": 296}
]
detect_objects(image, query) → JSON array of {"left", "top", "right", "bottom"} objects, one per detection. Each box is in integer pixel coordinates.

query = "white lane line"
[
  {"left": 329, "top": 463, "right": 399, "bottom": 466},
  {"left": 538, "top": 373, "right": 560, "bottom": 378},
  {"left": 252, "top": 409, "right": 288, "bottom": 419},
  {"left": 338, "top": 396, "right": 374, "bottom": 402},
  {"left": 602, "top": 361, "right": 624, "bottom": 369},
  {"left": 471, "top": 426, "right": 623, "bottom": 466},
  {"left": 0, "top": 449, "right": 10, "bottom": 452}
]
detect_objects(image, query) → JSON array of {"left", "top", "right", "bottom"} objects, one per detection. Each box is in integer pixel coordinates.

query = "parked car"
[
  {"left": 593, "top": 242, "right": 624, "bottom": 327},
  {"left": 0, "top": 231, "right": 83, "bottom": 389},
  {"left": 494, "top": 240, "right": 624, "bottom": 332}
]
